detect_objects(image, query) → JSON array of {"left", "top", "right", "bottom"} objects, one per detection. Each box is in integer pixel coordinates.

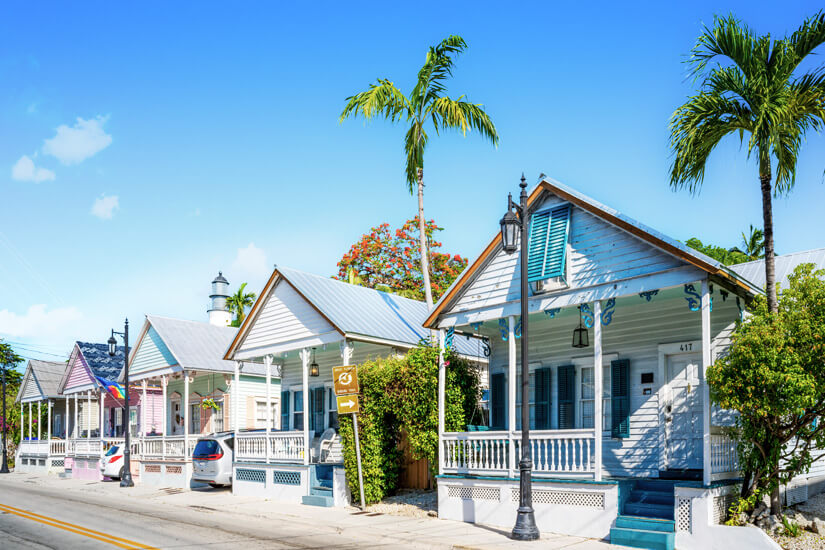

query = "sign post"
[{"left": 333, "top": 365, "right": 365, "bottom": 509}]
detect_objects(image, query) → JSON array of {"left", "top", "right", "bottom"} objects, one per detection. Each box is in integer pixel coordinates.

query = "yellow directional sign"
[
  {"left": 336, "top": 394, "right": 359, "bottom": 414},
  {"left": 332, "top": 365, "right": 359, "bottom": 396}
]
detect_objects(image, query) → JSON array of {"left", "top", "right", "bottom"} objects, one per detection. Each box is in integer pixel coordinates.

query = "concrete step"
[
  {"left": 310, "top": 485, "right": 333, "bottom": 497},
  {"left": 624, "top": 501, "right": 674, "bottom": 520},
  {"left": 634, "top": 480, "right": 676, "bottom": 493},
  {"left": 610, "top": 527, "right": 675, "bottom": 550},
  {"left": 628, "top": 490, "right": 674, "bottom": 506},
  {"left": 302, "top": 494, "right": 334, "bottom": 507},
  {"left": 615, "top": 515, "right": 675, "bottom": 533}
]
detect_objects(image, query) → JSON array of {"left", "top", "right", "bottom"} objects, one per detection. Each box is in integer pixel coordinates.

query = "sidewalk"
[{"left": 3, "top": 472, "right": 630, "bottom": 549}]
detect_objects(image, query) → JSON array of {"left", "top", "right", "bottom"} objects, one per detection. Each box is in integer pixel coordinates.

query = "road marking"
[{"left": 0, "top": 503, "right": 159, "bottom": 549}]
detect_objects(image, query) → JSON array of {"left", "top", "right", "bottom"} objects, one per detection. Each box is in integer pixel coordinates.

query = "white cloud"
[
  {"left": 91, "top": 194, "right": 119, "bottom": 220},
  {"left": 230, "top": 243, "right": 270, "bottom": 291},
  {"left": 43, "top": 115, "right": 112, "bottom": 165},
  {"left": 0, "top": 304, "right": 83, "bottom": 339},
  {"left": 11, "top": 155, "right": 55, "bottom": 183}
]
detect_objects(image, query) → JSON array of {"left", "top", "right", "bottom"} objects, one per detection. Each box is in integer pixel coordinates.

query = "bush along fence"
[{"left": 339, "top": 344, "right": 480, "bottom": 504}]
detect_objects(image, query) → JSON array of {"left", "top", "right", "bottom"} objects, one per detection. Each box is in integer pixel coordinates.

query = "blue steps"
[
  {"left": 302, "top": 494, "right": 334, "bottom": 507},
  {"left": 610, "top": 480, "right": 676, "bottom": 550},
  {"left": 303, "top": 464, "right": 334, "bottom": 507}
]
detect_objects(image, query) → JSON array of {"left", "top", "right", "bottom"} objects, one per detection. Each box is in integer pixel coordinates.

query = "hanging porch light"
[
  {"left": 309, "top": 347, "right": 319, "bottom": 377},
  {"left": 572, "top": 305, "right": 589, "bottom": 348}
]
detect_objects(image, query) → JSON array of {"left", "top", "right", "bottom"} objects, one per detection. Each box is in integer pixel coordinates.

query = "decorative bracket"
[
  {"left": 514, "top": 317, "right": 522, "bottom": 339},
  {"left": 470, "top": 322, "right": 483, "bottom": 332},
  {"left": 639, "top": 289, "right": 659, "bottom": 302},
  {"left": 581, "top": 304, "right": 595, "bottom": 328},
  {"left": 684, "top": 284, "right": 701, "bottom": 311},
  {"left": 498, "top": 318, "right": 508, "bottom": 341},
  {"left": 223, "top": 375, "right": 232, "bottom": 388},
  {"left": 481, "top": 337, "right": 491, "bottom": 358},
  {"left": 445, "top": 327, "right": 455, "bottom": 349},
  {"left": 544, "top": 308, "right": 561, "bottom": 318},
  {"left": 601, "top": 298, "right": 616, "bottom": 326}
]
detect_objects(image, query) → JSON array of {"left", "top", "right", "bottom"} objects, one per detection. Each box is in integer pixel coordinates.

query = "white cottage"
[
  {"left": 223, "top": 266, "right": 484, "bottom": 507},
  {"left": 424, "top": 178, "right": 775, "bottom": 550}
]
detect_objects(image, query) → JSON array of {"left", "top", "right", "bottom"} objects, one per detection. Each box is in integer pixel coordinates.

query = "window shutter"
[
  {"left": 557, "top": 365, "right": 575, "bottom": 429},
  {"left": 611, "top": 359, "right": 630, "bottom": 438},
  {"left": 527, "top": 204, "right": 571, "bottom": 282},
  {"left": 280, "top": 391, "right": 289, "bottom": 431},
  {"left": 535, "top": 368, "right": 552, "bottom": 429},
  {"left": 491, "top": 373, "right": 506, "bottom": 429}
]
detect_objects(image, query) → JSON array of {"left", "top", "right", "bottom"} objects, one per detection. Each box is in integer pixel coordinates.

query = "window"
[
  {"left": 580, "top": 366, "right": 611, "bottom": 431},
  {"left": 129, "top": 407, "right": 139, "bottom": 437},
  {"left": 327, "top": 388, "right": 338, "bottom": 430},
  {"left": 527, "top": 204, "right": 571, "bottom": 284},
  {"left": 189, "top": 403, "right": 201, "bottom": 434},
  {"left": 213, "top": 400, "right": 224, "bottom": 432},
  {"left": 309, "top": 387, "right": 325, "bottom": 433},
  {"left": 490, "top": 373, "right": 506, "bottom": 429},
  {"left": 114, "top": 407, "right": 123, "bottom": 437},
  {"left": 293, "top": 391, "right": 304, "bottom": 431},
  {"left": 255, "top": 400, "right": 278, "bottom": 429}
]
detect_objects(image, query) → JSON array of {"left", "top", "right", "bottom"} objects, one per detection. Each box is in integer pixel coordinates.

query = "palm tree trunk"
[
  {"left": 417, "top": 167, "right": 434, "bottom": 309},
  {"left": 760, "top": 170, "right": 778, "bottom": 314}
]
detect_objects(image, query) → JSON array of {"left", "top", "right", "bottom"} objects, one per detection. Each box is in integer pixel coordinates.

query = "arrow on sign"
[{"left": 341, "top": 398, "right": 355, "bottom": 408}]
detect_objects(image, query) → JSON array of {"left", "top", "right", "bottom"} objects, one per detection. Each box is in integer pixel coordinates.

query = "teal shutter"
[
  {"left": 491, "top": 373, "right": 506, "bottom": 429},
  {"left": 527, "top": 204, "right": 571, "bottom": 282},
  {"left": 557, "top": 365, "right": 575, "bottom": 429},
  {"left": 535, "top": 368, "right": 552, "bottom": 429},
  {"left": 310, "top": 387, "right": 325, "bottom": 432},
  {"left": 281, "top": 391, "right": 289, "bottom": 430},
  {"left": 611, "top": 359, "right": 631, "bottom": 438}
]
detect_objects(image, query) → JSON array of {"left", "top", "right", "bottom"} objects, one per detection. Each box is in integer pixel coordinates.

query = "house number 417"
[{"left": 679, "top": 343, "right": 693, "bottom": 351}]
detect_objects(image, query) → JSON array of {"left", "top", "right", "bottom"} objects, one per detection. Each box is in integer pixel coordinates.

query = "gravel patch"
[
  {"left": 769, "top": 493, "right": 825, "bottom": 550},
  {"left": 367, "top": 489, "right": 437, "bottom": 518}
]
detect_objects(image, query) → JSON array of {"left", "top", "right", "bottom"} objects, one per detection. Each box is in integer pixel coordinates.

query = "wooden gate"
[{"left": 398, "top": 431, "right": 434, "bottom": 490}]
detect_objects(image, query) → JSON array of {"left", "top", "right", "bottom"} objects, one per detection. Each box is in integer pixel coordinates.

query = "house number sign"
[{"left": 678, "top": 342, "right": 694, "bottom": 352}]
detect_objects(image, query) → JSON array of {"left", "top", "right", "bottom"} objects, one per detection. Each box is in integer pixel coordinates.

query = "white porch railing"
[
  {"left": 18, "top": 441, "right": 49, "bottom": 456},
  {"left": 235, "top": 431, "right": 305, "bottom": 463},
  {"left": 710, "top": 428, "right": 740, "bottom": 480},
  {"left": 441, "top": 429, "right": 596, "bottom": 477},
  {"left": 74, "top": 439, "right": 103, "bottom": 457},
  {"left": 49, "top": 439, "right": 66, "bottom": 456},
  {"left": 139, "top": 436, "right": 190, "bottom": 460}
]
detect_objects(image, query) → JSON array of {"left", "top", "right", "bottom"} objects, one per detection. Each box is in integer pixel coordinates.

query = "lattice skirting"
[
  {"left": 785, "top": 482, "right": 809, "bottom": 506},
  {"left": 166, "top": 465, "right": 183, "bottom": 475},
  {"left": 236, "top": 468, "right": 266, "bottom": 484},
  {"left": 677, "top": 497, "right": 692, "bottom": 532},
  {"left": 712, "top": 492, "right": 737, "bottom": 524},
  {"left": 144, "top": 464, "right": 161, "bottom": 473},
  {"left": 273, "top": 470, "right": 301, "bottom": 486},
  {"left": 447, "top": 485, "right": 500, "bottom": 501},
  {"left": 51, "top": 459, "right": 65, "bottom": 468},
  {"left": 510, "top": 488, "right": 605, "bottom": 509}
]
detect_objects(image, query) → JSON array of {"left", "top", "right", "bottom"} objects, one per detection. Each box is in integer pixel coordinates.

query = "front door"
[
  {"left": 171, "top": 398, "right": 182, "bottom": 435},
  {"left": 665, "top": 352, "right": 702, "bottom": 469}
]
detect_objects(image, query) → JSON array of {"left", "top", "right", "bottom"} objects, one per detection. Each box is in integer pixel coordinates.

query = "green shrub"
[
  {"left": 339, "top": 344, "right": 479, "bottom": 504},
  {"left": 782, "top": 515, "right": 802, "bottom": 537}
]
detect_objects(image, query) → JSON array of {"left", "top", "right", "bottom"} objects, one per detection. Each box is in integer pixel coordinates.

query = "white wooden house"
[
  {"left": 15, "top": 359, "right": 71, "bottom": 474},
  {"left": 223, "top": 266, "right": 485, "bottom": 507},
  {"left": 125, "top": 314, "right": 279, "bottom": 488},
  {"left": 424, "top": 178, "right": 778, "bottom": 550}
]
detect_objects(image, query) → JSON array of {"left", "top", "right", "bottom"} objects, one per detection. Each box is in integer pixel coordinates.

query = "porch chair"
[{"left": 318, "top": 428, "right": 343, "bottom": 463}]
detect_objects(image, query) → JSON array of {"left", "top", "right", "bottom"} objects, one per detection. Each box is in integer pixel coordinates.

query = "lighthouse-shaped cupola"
[{"left": 208, "top": 271, "right": 232, "bottom": 327}]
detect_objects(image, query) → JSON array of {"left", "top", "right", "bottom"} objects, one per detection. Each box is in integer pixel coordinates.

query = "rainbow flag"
[{"left": 95, "top": 376, "right": 126, "bottom": 399}]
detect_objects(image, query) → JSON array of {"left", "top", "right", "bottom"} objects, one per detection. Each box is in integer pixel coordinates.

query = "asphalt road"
[{"left": 0, "top": 480, "right": 399, "bottom": 549}]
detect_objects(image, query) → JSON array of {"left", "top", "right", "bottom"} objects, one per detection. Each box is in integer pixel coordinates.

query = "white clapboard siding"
[
  {"left": 487, "top": 288, "right": 741, "bottom": 477},
  {"left": 453, "top": 191, "right": 685, "bottom": 313},
  {"left": 239, "top": 281, "right": 337, "bottom": 351},
  {"left": 131, "top": 326, "right": 177, "bottom": 375},
  {"left": 22, "top": 372, "right": 43, "bottom": 400}
]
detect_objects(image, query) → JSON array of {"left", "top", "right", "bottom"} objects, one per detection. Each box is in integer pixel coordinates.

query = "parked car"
[
  {"left": 100, "top": 445, "right": 125, "bottom": 479},
  {"left": 192, "top": 433, "right": 234, "bottom": 487}
]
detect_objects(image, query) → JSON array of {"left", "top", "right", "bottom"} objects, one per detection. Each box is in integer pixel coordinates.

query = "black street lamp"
[
  {"left": 499, "top": 174, "right": 539, "bottom": 541},
  {"left": 1, "top": 362, "right": 9, "bottom": 474},
  {"left": 108, "top": 319, "right": 134, "bottom": 487}
]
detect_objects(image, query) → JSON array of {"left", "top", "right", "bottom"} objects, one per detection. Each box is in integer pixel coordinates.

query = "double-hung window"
[
  {"left": 580, "top": 366, "right": 611, "bottom": 431},
  {"left": 255, "top": 400, "right": 278, "bottom": 430},
  {"left": 292, "top": 391, "right": 304, "bottom": 431},
  {"left": 189, "top": 403, "right": 201, "bottom": 434}
]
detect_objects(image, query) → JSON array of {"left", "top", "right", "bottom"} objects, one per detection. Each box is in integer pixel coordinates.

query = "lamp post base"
[
  {"left": 120, "top": 473, "right": 134, "bottom": 487},
  {"left": 511, "top": 507, "right": 540, "bottom": 540},
  {"left": 0, "top": 464, "right": 9, "bottom": 474}
]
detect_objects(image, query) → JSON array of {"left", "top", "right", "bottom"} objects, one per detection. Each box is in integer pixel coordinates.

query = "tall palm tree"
[
  {"left": 340, "top": 35, "right": 498, "bottom": 309},
  {"left": 669, "top": 12, "right": 825, "bottom": 313},
  {"left": 226, "top": 283, "right": 256, "bottom": 327},
  {"left": 739, "top": 224, "right": 765, "bottom": 261}
]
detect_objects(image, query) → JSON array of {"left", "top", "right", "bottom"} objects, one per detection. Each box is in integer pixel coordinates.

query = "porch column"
[
  {"left": 264, "top": 355, "right": 273, "bottom": 464},
  {"left": 47, "top": 400, "right": 52, "bottom": 443},
  {"left": 233, "top": 361, "right": 241, "bottom": 438},
  {"left": 28, "top": 402, "right": 31, "bottom": 440},
  {"left": 301, "top": 347, "right": 310, "bottom": 465},
  {"left": 507, "top": 316, "right": 517, "bottom": 477},
  {"left": 593, "top": 301, "right": 603, "bottom": 481},
  {"left": 437, "top": 330, "right": 446, "bottom": 475},
  {"left": 64, "top": 398, "right": 68, "bottom": 438},
  {"left": 37, "top": 401, "right": 41, "bottom": 440},
  {"left": 99, "top": 390, "right": 105, "bottom": 438},
  {"left": 73, "top": 394, "right": 78, "bottom": 438},
  {"left": 701, "top": 279, "right": 712, "bottom": 486},
  {"left": 183, "top": 371, "right": 189, "bottom": 456},
  {"left": 141, "top": 380, "right": 147, "bottom": 436},
  {"left": 86, "top": 391, "right": 91, "bottom": 440},
  {"left": 161, "top": 376, "right": 167, "bottom": 436}
]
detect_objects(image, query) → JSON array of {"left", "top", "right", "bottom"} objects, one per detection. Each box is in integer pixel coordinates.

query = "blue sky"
[{"left": 1, "top": 1, "right": 823, "bottom": 364}]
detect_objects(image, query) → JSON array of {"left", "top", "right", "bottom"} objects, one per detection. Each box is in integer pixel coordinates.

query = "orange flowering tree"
[{"left": 336, "top": 217, "right": 467, "bottom": 302}]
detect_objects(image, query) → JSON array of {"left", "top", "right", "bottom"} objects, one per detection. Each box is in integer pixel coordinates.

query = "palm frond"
[
  {"left": 788, "top": 11, "right": 825, "bottom": 65},
  {"left": 690, "top": 14, "right": 761, "bottom": 78},
  {"left": 404, "top": 122, "right": 427, "bottom": 193},
  {"left": 411, "top": 35, "right": 467, "bottom": 113},
  {"left": 428, "top": 96, "right": 499, "bottom": 144},
  {"left": 340, "top": 79, "right": 411, "bottom": 123}
]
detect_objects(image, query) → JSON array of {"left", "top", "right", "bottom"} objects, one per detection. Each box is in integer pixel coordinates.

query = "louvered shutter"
[
  {"left": 557, "top": 365, "right": 575, "bottom": 429},
  {"left": 527, "top": 204, "right": 571, "bottom": 282},
  {"left": 611, "top": 359, "right": 630, "bottom": 438},
  {"left": 535, "top": 368, "right": 552, "bottom": 429},
  {"left": 491, "top": 373, "right": 506, "bottom": 429},
  {"left": 280, "top": 391, "right": 289, "bottom": 431}
]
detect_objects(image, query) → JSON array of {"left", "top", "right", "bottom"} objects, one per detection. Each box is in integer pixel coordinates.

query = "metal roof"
[
  {"left": 249, "top": 266, "right": 482, "bottom": 358},
  {"left": 77, "top": 341, "right": 125, "bottom": 380},
  {"left": 16, "top": 359, "right": 66, "bottom": 402},
  {"left": 729, "top": 248, "right": 825, "bottom": 291},
  {"left": 145, "top": 315, "right": 244, "bottom": 374}
]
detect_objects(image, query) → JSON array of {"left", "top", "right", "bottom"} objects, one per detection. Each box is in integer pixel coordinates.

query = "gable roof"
[
  {"left": 424, "top": 177, "right": 763, "bottom": 328},
  {"left": 730, "top": 247, "right": 825, "bottom": 291},
  {"left": 16, "top": 359, "right": 66, "bottom": 402},
  {"left": 130, "top": 315, "right": 241, "bottom": 375},
  {"left": 225, "top": 265, "right": 482, "bottom": 360},
  {"left": 77, "top": 341, "right": 125, "bottom": 380}
]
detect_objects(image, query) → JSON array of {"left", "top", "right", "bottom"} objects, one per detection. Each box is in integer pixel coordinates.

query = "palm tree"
[
  {"left": 340, "top": 35, "right": 498, "bottom": 309},
  {"left": 226, "top": 283, "right": 256, "bottom": 327},
  {"left": 669, "top": 12, "right": 825, "bottom": 314},
  {"left": 739, "top": 224, "right": 765, "bottom": 261}
]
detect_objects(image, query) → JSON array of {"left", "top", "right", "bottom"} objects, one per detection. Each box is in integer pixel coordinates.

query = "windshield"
[
  {"left": 105, "top": 446, "right": 120, "bottom": 457},
  {"left": 192, "top": 440, "right": 220, "bottom": 458}
]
